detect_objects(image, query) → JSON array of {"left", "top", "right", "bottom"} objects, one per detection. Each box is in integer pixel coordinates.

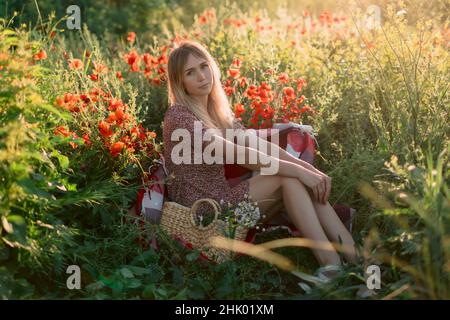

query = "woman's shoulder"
[
  {"left": 168, "top": 103, "right": 191, "bottom": 112},
  {"left": 165, "top": 103, "right": 194, "bottom": 119},
  {"left": 164, "top": 103, "right": 198, "bottom": 129},
  {"left": 165, "top": 103, "right": 186, "bottom": 116}
]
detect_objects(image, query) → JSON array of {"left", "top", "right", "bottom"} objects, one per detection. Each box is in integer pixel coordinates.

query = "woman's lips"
[{"left": 198, "top": 83, "right": 210, "bottom": 89}]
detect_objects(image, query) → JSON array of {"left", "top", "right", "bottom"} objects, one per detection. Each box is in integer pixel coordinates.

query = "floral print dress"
[{"left": 162, "top": 104, "right": 251, "bottom": 215}]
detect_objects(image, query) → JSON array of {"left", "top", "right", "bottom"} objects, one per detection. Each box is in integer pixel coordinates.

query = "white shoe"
[
  {"left": 356, "top": 285, "right": 377, "bottom": 298},
  {"left": 315, "top": 264, "right": 342, "bottom": 283}
]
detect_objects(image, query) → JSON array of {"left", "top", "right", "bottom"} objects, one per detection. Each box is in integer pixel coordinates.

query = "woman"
[{"left": 162, "top": 40, "right": 358, "bottom": 274}]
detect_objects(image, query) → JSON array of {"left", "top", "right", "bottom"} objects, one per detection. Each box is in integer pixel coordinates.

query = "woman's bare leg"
[
  {"left": 248, "top": 174, "right": 341, "bottom": 266},
  {"left": 311, "top": 200, "right": 358, "bottom": 264}
]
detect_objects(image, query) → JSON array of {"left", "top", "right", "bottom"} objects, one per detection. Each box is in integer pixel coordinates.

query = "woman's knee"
[{"left": 248, "top": 174, "right": 283, "bottom": 200}]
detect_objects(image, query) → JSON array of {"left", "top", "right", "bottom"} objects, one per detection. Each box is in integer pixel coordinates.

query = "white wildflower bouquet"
[{"left": 218, "top": 194, "right": 266, "bottom": 239}]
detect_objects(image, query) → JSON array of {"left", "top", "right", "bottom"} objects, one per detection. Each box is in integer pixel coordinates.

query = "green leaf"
[
  {"left": 38, "top": 103, "right": 71, "bottom": 121},
  {"left": 50, "top": 151, "right": 69, "bottom": 170},
  {"left": 155, "top": 287, "right": 168, "bottom": 299},
  {"left": 126, "top": 266, "right": 151, "bottom": 276},
  {"left": 85, "top": 281, "right": 105, "bottom": 292},
  {"left": 172, "top": 288, "right": 188, "bottom": 300},
  {"left": 16, "top": 178, "right": 53, "bottom": 199},
  {"left": 120, "top": 267, "right": 134, "bottom": 278},
  {"left": 126, "top": 278, "right": 142, "bottom": 289},
  {"left": 142, "top": 284, "right": 156, "bottom": 299}
]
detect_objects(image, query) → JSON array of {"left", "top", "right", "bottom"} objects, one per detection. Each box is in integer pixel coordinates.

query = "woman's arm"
[
  {"left": 213, "top": 133, "right": 331, "bottom": 203},
  {"left": 212, "top": 134, "right": 309, "bottom": 179},
  {"left": 235, "top": 128, "right": 325, "bottom": 176}
]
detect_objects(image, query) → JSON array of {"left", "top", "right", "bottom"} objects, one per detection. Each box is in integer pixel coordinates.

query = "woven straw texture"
[{"left": 160, "top": 198, "right": 248, "bottom": 263}]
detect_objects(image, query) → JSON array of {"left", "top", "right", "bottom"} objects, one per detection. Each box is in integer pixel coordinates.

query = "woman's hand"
[{"left": 297, "top": 168, "right": 331, "bottom": 204}]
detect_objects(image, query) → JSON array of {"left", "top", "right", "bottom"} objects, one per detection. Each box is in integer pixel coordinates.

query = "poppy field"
[{"left": 0, "top": 0, "right": 449, "bottom": 299}]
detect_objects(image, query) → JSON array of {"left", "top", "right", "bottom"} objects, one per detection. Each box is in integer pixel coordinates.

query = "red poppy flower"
[
  {"left": 227, "top": 68, "right": 240, "bottom": 79},
  {"left": 143, "top": 53, "right": 153, "bottom": 66},
  {"left": 94, "top": 62, "right": 108, "bottom": 74},
  {"left": 68, "top": 58, "right": 83, "bottom": 70},
  {"left": 278, "top": 72, "right": 289, "bottom": 84},
  {"left": 54, "top": 126, "right": 70, "bottom": 137},
  {"left": 239, "top": 77, "right": 247, "bottom": 88},
  {"left": 244, "top": 85, "right": 258, "bottom": 99},
  {"left": 90, "top": 74, "right": 98, "bottom": 81},
  {"left": 300, "top": 105, "right": 314, "bottom": 114},
  {"left": 234, "top": 103, "right": 245, "bottom": 118},
  {"left": 82, "top": 134, "right": 92, "bottom": 146},
  {"left": 263, "top": 106, "right": 275, "bottom": 119},
  {"left": 110, "top": 142, "right": 125, "bottom": 157},
  {"left": 296, "top": 78, "right": 307, "bottom": 92},
  {"left": 231, "top": 58, "right": 242, "bottom": 68},
  {"left": 157, "top": 66, "right": 166, "bottom": 75},
  {"left": 124, "top": 50, "right": 140, "bottom": 68},
  {"left": 98, "top": 121, "right": 114, "bottom": 137},
  {"left": 127, "top": 32, "right": 136, "bottom": 44},
  {"left": 224, "top": 86, "right": 235, "bottom": 96},
  {"left": 158, "top": 54, "right": 168, "bottom": 65},
  {"left": 108, "top": 98, "right": 124, "bottom": 111},
  {"left": 283, "top": 86, "right": 295, "bottom": 99},
  {"left": 296, "top": 95, "right": 305, "bottom": 105},
  {"left": 106, "top": 113, "right": 117, "bottom": 123},
  {"left": 130, "top": 63, "right": 140, "bottom": 72},
  {"left": 152, "top": 77, "right": 161, "bottom": 86},
  {"left": 116, "top": 71, "right": 123, "bottom": 80},
  {"left": 260, "top": 82, "right": 271, "bottom": 91},
  {"left": 198, "top": 15, "right": 207, "bottom": 25},
  {"left": 115, "top": 107, "right": 127, "bottom": 121},
  {"left": 33, "top": 49, "right": 47, "bottom": 61}
]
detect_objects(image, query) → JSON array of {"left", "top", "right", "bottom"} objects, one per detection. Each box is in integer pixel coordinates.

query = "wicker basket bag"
[{"left": 160, "top": 198, "right": 248, "bottom": 263}]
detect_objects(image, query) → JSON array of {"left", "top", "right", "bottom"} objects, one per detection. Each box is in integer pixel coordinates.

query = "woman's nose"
[{"left": 197, "top": 71, "right": 206, "bottom": 81}]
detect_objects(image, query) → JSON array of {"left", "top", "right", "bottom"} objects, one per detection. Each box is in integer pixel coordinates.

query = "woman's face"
[{"left": 182, "top": 53, "right": 213, "bottom": 98}]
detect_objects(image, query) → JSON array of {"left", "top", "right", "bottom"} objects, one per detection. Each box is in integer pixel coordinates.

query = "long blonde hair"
[{"left": 167, "top": 40, "right": 235, "bottom": 131}]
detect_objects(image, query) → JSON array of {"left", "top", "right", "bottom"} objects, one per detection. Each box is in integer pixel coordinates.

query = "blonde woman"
[{"left": 162, "top": 40, "right": 358, "bottom": 276}]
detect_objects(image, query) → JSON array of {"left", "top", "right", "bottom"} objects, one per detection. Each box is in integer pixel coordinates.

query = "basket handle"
[{"left": 190, "top": 198, "right": 221, "bottom": 230}]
